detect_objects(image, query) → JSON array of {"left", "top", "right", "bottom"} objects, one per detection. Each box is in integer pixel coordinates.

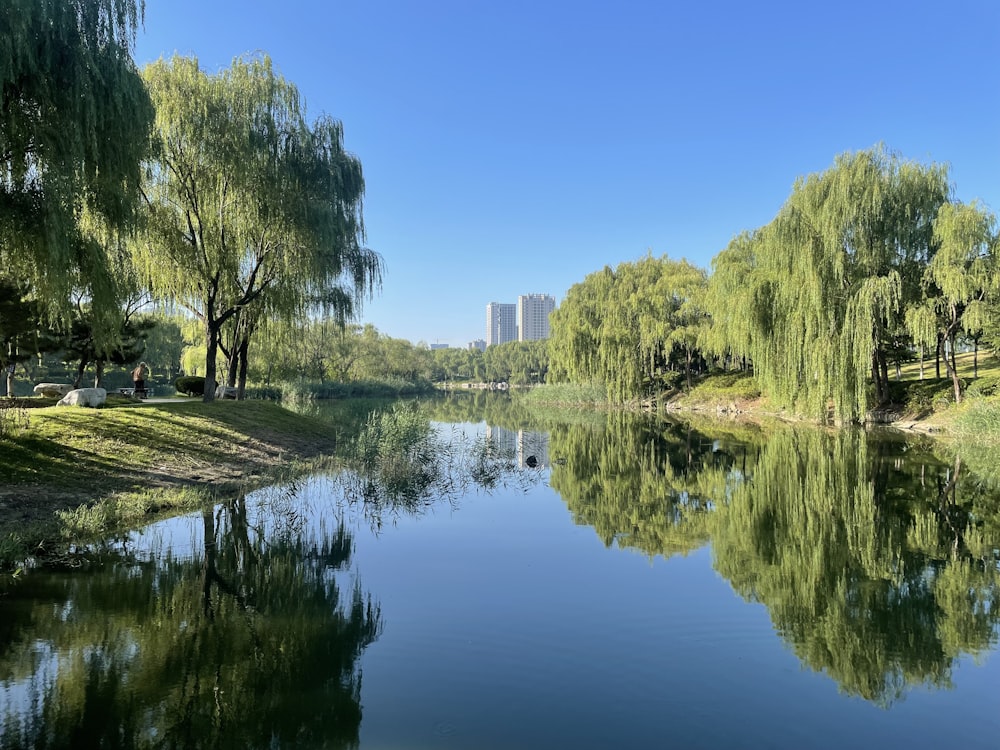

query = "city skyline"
[{"left": 485, "top": 294, "right": 556, "bottom": 346}]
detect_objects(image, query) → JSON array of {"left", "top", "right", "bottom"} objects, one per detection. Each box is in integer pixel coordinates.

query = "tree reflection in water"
[
  {"left": 547, "top": 413, "right": 1000, "bottom": 706},
  {"left": 0, "top": 491, "right": 382, "bottom": 750}
]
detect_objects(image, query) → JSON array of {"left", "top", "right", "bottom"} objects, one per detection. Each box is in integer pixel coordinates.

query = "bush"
[
  {"left": 965, "top": 376, "right": 1000, "bottom": 399},
  {"left": 281, "top": 378, "right": 436, "bottom": 403},
  {"left": 243, "top": 386, "right": 283, "bottom": 401},
  {"left": 175, "top": 376, "right": 211, "bottom": 396}
]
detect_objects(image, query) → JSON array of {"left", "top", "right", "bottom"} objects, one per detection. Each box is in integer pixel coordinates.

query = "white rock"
[
  {"left": 33, "top": 383, "right": 74, "bottom": 397},
  {"left": 57, "top": 387, "right": 108, "bottom": 408}
]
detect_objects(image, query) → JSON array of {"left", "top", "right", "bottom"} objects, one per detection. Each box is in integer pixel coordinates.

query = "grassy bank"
[
  {"left": 525, "top": 365, "right": 1000, "bottom": 434},
  {"left": 0, "top": 399, "right": 338, "bottom": 569}
]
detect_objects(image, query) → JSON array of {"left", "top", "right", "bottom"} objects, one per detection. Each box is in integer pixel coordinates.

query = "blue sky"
[{"left": 134, "top": 0, "right": 1000, "bottom": 347}]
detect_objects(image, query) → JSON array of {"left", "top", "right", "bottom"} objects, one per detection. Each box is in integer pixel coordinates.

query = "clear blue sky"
[{"left": 134, "top": 0, "right": 1000, "bottom": 347}]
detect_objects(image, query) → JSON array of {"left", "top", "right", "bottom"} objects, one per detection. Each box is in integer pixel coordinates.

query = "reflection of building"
[
  {"left": 486, "top": 425, "right": 517, "bottom": 459},
  {"left": 486, "top": 302, "right": 517, "bottom": 346},
  {"left": 517, "top": 294, "right": 556, "bottom": 341},
  {"left": 485, "top": 426, "right": 550, "bottom": 468},
  {"left": 517, "top": 430, "right": 550, "bottom": 468}
]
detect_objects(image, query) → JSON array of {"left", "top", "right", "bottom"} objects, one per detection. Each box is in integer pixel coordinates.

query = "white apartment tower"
[
  {"left": 517, "top": 294, "right": 556, "bottom": 341},
  {"left": 486, "top": 302, "right": 517, "bottom": 346}
]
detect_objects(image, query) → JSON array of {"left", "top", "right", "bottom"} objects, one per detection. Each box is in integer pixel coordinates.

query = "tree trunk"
[
  {"left": 943, "top": 333, "right": 962, "bottom": 404},
  {"left": 919, "top": 344, "right": 924, "bottom": 381},
  {"left": 73, "top": 358, "right": 88, "bottom": 389},
  {"left": 94, "top": 360, "right": 104, "bottom": 388},
  {"left": 974, "top": 338, "right": 979, "bottom": 378},
  {"left": 871, "top": 350, "right": 886, "bottom": 405},
  {"left": 935, "top": 334, "right": 941, "bottom": 379},
  {"left": 236, "top": 336, "right": 250, "bottom": 400},
  {"left": 879, "top": 351, "right": 889, "bottom": 401},
  {"left": 204, "top": 319, "right": 219, "bottom": 402}
]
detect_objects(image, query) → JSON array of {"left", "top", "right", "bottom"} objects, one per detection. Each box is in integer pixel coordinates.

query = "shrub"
[
  {"left": 175, "top": 376, "right": 212, "bottom": 396},
  {"left": 965, "top": 376, "right": 1000, "bottom": 399}
]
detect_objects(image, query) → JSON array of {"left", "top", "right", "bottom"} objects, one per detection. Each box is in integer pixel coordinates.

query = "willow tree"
[
  {"left": 907, "top": 201, "right": 999, "bottom": 403},
  {"left": 0, "top": 0, "right": 152, "bottom": 316},
  {"left": 548, "top": 266, "right": 616, "bottom": 387},
  {"left": 704, "top": 230, "right": 765, "bottom": 371},
  {"left": 138, "top": 55, "right": 382, "bottom": 401},
  {"left": 736, "top": 147, "right": 949, "bottom": 422},
  {"left": 548, "top": 256, "right": 709, "bottom": 402}
]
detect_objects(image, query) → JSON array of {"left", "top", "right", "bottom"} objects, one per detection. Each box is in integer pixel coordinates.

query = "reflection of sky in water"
[{"left": 3, "top": 418, "right": 1000, "bottom": 749}]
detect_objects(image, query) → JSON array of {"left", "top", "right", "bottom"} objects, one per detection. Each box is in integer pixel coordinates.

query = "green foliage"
[
  {"left": 708, "top": 146, "right": 951, "bottom": 422},
  {"left": 522, "top": 382, "right": 608, "bottom": 406},
  {"left": 483, "top": 339, "right": 548, "bottom": 384},
  {"left": 280, "top": 377, "right": 435, "bottom": 404},
  {"left": 549, "top": 255, "right": 709, "bottom": 402},
  {"left": 907, "top": 201, "right": 1000, "bottom": 403},
  {"left": 679, "top": 371, "right": 762, "bottom": 403},
  {"left": 138, "top": 54, "right": 381, "bottom": 401},
  {"left": 174, "top": 375, "right": 208, "bottom": 396},
  {"left": 952, "top": 398, "right": 1000, "bottom": 442},
  {"left": 0, "top": 0, "right": 153, "bottom": 317},
  {"left": 964, "top": 375, "right": 1000, "bottom": 399}
]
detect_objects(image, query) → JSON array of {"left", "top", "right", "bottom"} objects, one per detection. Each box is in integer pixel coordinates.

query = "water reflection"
[
  {"left": 545, "top": 413, "right": 1000, "bottom": 705},
  {"left": 0, "top": 492, "right": 381, "bottom": 749}
]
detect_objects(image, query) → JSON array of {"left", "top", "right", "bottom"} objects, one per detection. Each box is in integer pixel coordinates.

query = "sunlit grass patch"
[
  {"left": 681, "top": 372, "right": 762, "bottom": 403},
  {"left": 951, "top": 398, "right": 1000, "bottom": 443},
  {"left": 54, "top": 486, "right": 214, "bottom": 539},
  {"left": 897, "top": 350, "right": 1000, "bottom": 381}
]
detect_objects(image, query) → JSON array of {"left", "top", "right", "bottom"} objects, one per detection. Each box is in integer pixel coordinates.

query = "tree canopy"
[
  {"left": 137, "top": 54, "right": 382, "bottom": 400},
  {"left": 0, "top": 0, "right": 153, "bottom": 314},
  {"left": 548, "top": 255, "right": 709, "bottom": 402}
]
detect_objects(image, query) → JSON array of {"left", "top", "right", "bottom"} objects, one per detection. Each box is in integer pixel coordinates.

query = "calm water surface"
[{"left": 2, "top": 396, "right": 999, "bottom": 748}]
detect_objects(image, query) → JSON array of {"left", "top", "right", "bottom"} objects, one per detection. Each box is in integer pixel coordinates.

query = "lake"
[{"left": 1, "top": 395, "right": 999, "bottom": 749}]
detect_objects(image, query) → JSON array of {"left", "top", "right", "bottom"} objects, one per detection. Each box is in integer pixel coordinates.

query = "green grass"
[
  {"left": 0, "top": 399, "right": 339, "bottom": 570},
  {"left": 673, "top": 371, "right": 762, "bottom": 405},
  {"left": 896, "top": 349, "right": 1000, "bottom": 381},
  {"left": 522, "top": 382, "right": 608, "bottom": 406},
  {"left": 1, "top": 399, "right": 336, "bottom": 486}
]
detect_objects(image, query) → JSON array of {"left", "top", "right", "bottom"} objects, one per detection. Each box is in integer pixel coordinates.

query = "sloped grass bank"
[{"left": 0, "top": 400, "right": 338, "bottom": 569}]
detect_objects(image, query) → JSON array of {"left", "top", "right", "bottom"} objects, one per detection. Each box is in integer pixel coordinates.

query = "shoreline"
[{"left": 0, "top": 400, "right": 339, "bottom": 569}]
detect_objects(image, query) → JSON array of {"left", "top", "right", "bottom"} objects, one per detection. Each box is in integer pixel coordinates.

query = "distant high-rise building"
[
  {"left": 429, "top": 343, "right": 449, "bottom": 350},
  {"left": 517, "top": 294, "right": 556, "bottom": 341},
  {"left": 469, "top": 339, "right": 487, "bottom": 352},
  {"left": 486, "top": 302, "right": 517, "bottom": 346}
]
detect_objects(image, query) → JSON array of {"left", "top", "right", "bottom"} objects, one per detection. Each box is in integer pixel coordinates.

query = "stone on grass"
[
  {"left": 33, "top": 383, "right": 74, "bottom": 397},
  {"left": 57, "top": 388, "right": 107, "bottom": 408},
  {"left": 215, "top": 385, "right": 238, "bottom": 400}
]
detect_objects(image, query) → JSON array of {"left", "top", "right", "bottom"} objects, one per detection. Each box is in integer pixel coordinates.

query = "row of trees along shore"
[
  {"left": 1, "top": 1, "right": 381, "bottom": 401},
  {"left": 549, "top": 147, "right": 999, "bottom": 423},
  {"left": 4, "top": 4, "right": 997, "bottom": 419}
]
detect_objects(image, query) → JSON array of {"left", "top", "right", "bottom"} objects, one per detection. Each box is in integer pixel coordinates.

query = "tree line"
[
  {"left": 548, "top": 147, "right": 999, "bottom": 422},
  {"left": 1, "top": 2, "right": 381, "bottom": 401}
]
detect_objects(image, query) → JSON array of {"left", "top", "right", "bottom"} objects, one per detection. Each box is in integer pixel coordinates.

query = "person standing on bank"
[{"left": 132, "top": 362, "right": 149, "bottom": 399}]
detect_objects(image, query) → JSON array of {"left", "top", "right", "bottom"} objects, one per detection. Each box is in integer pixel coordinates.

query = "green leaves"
[
  {"left": 137, "top": 54, "right": 382, "bottom": 399},
  {"left": 549, "top": 255, "right": 709, "bottom": 401}
]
